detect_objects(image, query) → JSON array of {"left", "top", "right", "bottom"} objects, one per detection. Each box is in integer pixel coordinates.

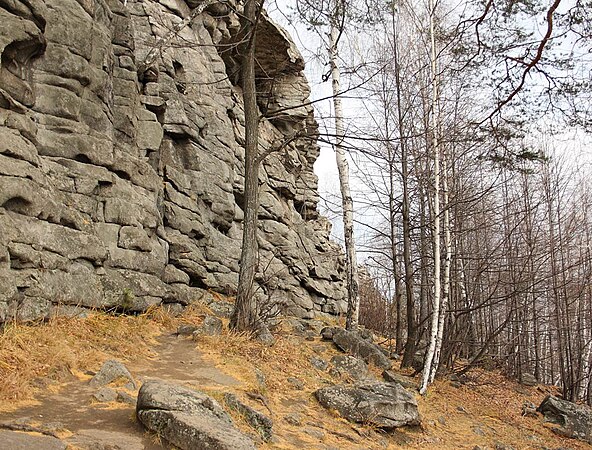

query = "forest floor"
[{"left": 0, "top": 304, "right": 588, "bottom": 450}]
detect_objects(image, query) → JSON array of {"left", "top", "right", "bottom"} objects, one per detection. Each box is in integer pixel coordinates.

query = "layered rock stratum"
[{"left": 0, "top": 0, "right": 347, "bottom": 322}]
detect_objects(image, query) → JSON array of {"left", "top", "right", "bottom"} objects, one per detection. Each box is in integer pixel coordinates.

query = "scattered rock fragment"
[
  {"left": 255, "top": 326, "right": 275, "bottom": 346},
  {"left": 192, "top": 315, "right": 223, "bottom": 337},
  {"left": 284, "top": 413, "right": 302, "bottom": 426},
  {"left": 522, "top": 401, "right": 538, "bottom": 417},
  {"left": 224, "top": 392, "right": 273, "bottom": 442},
  {"left": 287, "top": 377, "right": 304, "bottom": 390},
  {"left": 209, "top": 301, "right": 234, "bottom": 318},
  {"left": 310, "top": 356, "right": 328, "bottom": 371},
  {"left": 320, "top": 326, "right": 341, "bottom": 340},
  {"left": 89, "top": 360, "right": 136, "bottom": 390},
  {"left": 175, "top": 324, "right": 199, "bottom": 337},
  {"left": 520, "top": 373, "right": 538, "bottom": 386},
  {"left": 92, "top": 387, "right": 117, "bottom": 403}
]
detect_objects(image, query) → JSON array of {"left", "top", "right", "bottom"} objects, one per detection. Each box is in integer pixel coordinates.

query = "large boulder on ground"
[
  {"left": 315, "top": 382, "right": 420, "bottom": 428},
  {"left": 332, "top": 330, "right": 392, "bottom": 369},
  {"left": 537, "top": 395, "right": 592, "bottom": 444},
  {"left": 136, "top": 380, "right": 255, "bottom": 450}
]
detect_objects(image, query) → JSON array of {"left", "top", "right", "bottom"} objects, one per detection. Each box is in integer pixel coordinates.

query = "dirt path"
[{"left": 0, "top": 334, "right": 239, "bottom": 450}]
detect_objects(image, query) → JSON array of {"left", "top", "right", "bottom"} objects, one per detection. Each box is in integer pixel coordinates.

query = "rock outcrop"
[{"left": 0, "top": 0, "right": 347, "bottom": 323}]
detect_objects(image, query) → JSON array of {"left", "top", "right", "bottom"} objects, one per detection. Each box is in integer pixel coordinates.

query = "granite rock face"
[{"left": 0, "top": 0, "right": 347, "bottom": 322}]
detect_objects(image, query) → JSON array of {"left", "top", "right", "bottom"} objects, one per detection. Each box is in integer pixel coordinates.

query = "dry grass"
[
  {"left": 3, "top": 304, "right": 591, "bottom": 449},
  {"left": 0, "top": 307, "right": 180, "bottom": 410}
]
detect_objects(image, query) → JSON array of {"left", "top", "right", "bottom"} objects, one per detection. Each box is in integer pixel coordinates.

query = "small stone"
[
  {"left": 472, "top": 425, "right": 486, "bottom": 436},
  {"left": 284, "top": 413, "right": 302, "bottom": 426},
  {"left": 520, "top": 373, "right": 538, "bottom": 386},
  {"left": 194, "top": 315, "right": 223, "bottom": 336},
  {"left": 494, "top": 442, "right": 516, "bottom": 450},
  {"left": 209, "top": 301, "right": 234, "bottom": 318},
  {"left": 93, "top": 387, "right": 117, "bottom": 402},
  {"left": 310, "top": 356, "right": 328, "bottom": 371},
  {"left": 450, "top": 381, "right": 462, "bottom": 388},
  {"left": 320, "top": 326, "right": 341, "bottom": 340},
  {"left": 330, "top": 355, "right": 368, "bottom": 380},
  {"left": 254, "top": 368, "right": 266, "bottom": 388},
  {"left": 255, "top": 327, "right": 275, "bottom": 346},
  {"left": 304, "top": 427, "right": 325, "bottom": 440},
  {"left": 287, "top": 377, "right": 304, "bottom": 390},
  {"left": 176, "top": 324, "right": 199, "bottom": 336}
]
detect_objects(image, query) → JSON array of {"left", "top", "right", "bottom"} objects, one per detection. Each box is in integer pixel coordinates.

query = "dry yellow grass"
[
  {"left": 2, "top": 304, "right": 591, "bottom": 449},
  {"left": 0, "top": 306, "right": 181, "bottom": 410}
]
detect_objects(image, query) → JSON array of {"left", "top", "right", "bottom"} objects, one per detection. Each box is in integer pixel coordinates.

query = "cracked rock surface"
[{"left": 0, "top": 0, "right": 346, "bottom": 324}]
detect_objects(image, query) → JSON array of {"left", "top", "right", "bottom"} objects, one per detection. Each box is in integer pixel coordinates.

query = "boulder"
[
  {"left": 332, "top": 330, "right": 392, "bottom": 369},
  {"left": 89, "top": 360, "right": 136, "bottom": 389},
  {"left": 538, "top": 395, "right": 592, "bottom": 443},
  {"left": 330, "top": 355, "right": 368, "bottom": 381},
  {"left": 315, "top": 382, "right": 420, "bottom": 428},
  {"left": 136, "top": 380, "right": 255, "bottom": 450}
]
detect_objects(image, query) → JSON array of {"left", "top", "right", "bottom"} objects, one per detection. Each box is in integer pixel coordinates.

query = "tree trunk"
[
  {"left": 420, "top": 0, "right": 440, "bottom": 394},
  {"left": 231, "top": 0, "right": 260, "bottom": 332},
  {"left": 430, "top": 148, "right": 451, "bottom": 383},
  {"left": 329, "top": 13, "right": 360, "bottom": 331}
]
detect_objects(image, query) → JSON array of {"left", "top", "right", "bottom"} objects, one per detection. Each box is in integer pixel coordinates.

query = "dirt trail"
[{"left": 0, "top": 334, "right": 239, "bottom": 450}]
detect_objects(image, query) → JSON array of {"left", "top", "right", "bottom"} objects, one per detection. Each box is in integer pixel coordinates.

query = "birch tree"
[{"left": 419, "top": 0, "right": 441, "bottom": 394}]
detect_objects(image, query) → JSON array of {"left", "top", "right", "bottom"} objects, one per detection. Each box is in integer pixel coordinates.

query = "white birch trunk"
[
  {"left": 430, "top": 151, "right": 451, "bottom": 383},
  {"left": 329, "top": 18, "right": 360, "bottom": 330},
  {"left": 419, "top": 0, "right": 441, "bottom": 395}
]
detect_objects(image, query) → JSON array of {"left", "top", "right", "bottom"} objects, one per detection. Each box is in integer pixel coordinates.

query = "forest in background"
[{"left": 267, "top": 0, "right": 592, "bottom": 401}]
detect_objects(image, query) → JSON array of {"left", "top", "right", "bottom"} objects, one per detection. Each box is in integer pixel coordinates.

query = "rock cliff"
[{"left": 0, "top": 0, "right": 347, "bottom": 322}]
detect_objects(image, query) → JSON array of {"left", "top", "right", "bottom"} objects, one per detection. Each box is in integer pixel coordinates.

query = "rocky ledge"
[{"left": 0, "top": 0, "right": 347, "bottom": 323}]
